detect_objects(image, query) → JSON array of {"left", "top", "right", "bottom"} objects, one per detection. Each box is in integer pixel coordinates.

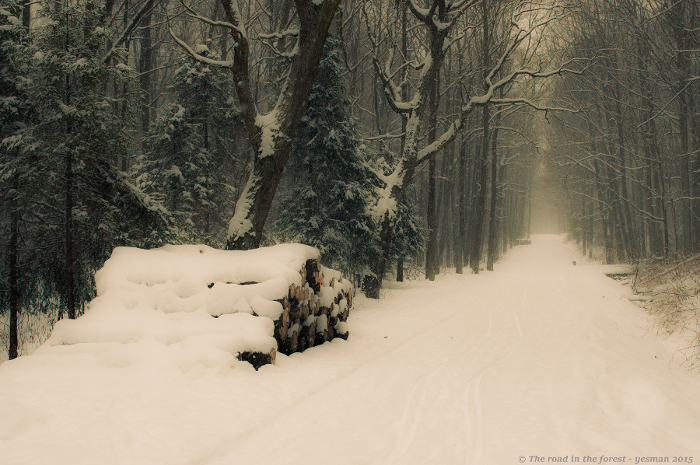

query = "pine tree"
[
  {"left": 388, "top": 187, "right": 425, "bottom": 279},
  {"left": 137, "top": 44, "right": 240, "bottom": 246},
  {"left": 1, "top": 0, "right": 33, "bottom": 359},
  {"left": 2, "top": 0, "right": 169, "bottom": 323},
  {"left": 273, "top": 37, "right": 379, "bottom": 278}
]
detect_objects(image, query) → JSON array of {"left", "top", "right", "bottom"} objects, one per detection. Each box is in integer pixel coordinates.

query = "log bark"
[
  {"left": 266, "top": 261, "right": 353, "bottom": 360},
  {"left": 238, "top": 348, "right": 277, "bottom": 370}
]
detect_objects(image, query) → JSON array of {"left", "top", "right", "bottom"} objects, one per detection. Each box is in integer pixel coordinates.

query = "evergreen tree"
[
  {"left": 137, "top": 44, "right": 239, "bottom": 246},
  {"left": 1, "top": 0, "right": 33, "bottom": 359},
  {"left": 388, "top": 187, "right": 425, "bottom": 278},
  {"left": 2, "top": 0, "right": 169, "bottom": 323},
  {"left": 274, "top": 37, "right": 379, "bottom": 278}
]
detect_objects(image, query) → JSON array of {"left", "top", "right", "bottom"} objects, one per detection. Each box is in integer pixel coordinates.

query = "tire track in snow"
[
  {"left": 462, "top": 373, "right": 484, "bottom": 465},
  {"left": 457, "top": 278, "right": 528, "bottom": 465},
  {"left": 380, "top": 304, "right": 496, "bottom": 465},
  {"left": 380, "top": 371, "right": 434, "bottom": 465}
]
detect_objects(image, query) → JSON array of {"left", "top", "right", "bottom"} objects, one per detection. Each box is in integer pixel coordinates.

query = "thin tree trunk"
[
  {"left": 471, "top": 2, "right": 490, "bottom": 274},
  {"left": 120, "top": 0, "right": 130, "bottom": 172},
  {"left": 486, "top": 96, "right": 502, "bottom": 271},
  {"left": 614, "top": 83, "right": 638, "bottom": 259},
  {"left": 65, "top": 145, "right": 75, "bottom": 320},
  {"left": 9, "top": 0, "right": 31, "bottom": 360},
  {"left": 139, "top": 10, "right": 153, "bottom": 138},
  {"left": 436, "top": 142, "right": 451, "bottom": 269},
  {"left": 397, "top": 2, "right": 408, "bottom": 283},
  {"left": 425, "top": 70, "right": 440, "bottom": 281},
  {"left": 9, "top": 175, "right": 19, "bottom": 360},
  {"left": 471, "top": 105, "right": 489, "bottom": 273},
  {"left": 456, "top": 142, "right": 466, "bottom": 274}
]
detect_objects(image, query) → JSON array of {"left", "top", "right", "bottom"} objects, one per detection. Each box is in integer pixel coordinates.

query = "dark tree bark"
[
  {"left": 8, "top": 0, "right": 32, "bottom": 360},
  {"left": 470, "top": 105, "right": 489, "bottom": 274},
  {"left": 425, "top": 71, "right": 440, "bottom": 281},
  {"left": 456, "top": 142, "right": 467, "bottom": 274},
  {"left": 613, "top": 82, "right": 638, "bottom": 260},
  {"left": 671, "top": 0, "right": 693, "bottom": 252},
  {"left": 486, "top": 94, "right": 502, "bottom": 271},
  {"left": 64, "top": 63, "right": 75, "bottom": 320},
  {"left": 9, "top": 176, "right": 19, "bottom": 360},
  {"left": 139, "top": 10, "right": 153, "bottom": 137},
  {"left": 470, "top": 1, "right": 492, "bottom": 274},
  {"left": 65, "top": 142, "right": 75, "bottom": 320},
  {"left": 396, "top": 2, "right": 409, "bottom": 284},
  {"left": 223, "top": 0, "right": 342, "bottom": 250}
]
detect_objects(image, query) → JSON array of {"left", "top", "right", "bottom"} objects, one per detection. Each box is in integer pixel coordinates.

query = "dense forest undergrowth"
[{"left": 3, "top": 0, "right": 700, "bottom": 363}]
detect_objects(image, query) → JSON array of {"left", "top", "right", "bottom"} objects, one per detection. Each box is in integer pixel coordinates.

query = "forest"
[{"left": 2, "top": 0, "right": 700, "bottom": 361}]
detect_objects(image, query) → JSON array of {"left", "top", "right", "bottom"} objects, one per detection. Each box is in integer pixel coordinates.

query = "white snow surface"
[{"left": 2, "top": 235, "right": 700, "bottom": 464}]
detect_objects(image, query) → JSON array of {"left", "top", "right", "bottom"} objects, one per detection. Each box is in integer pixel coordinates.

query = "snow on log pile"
[{"left": 46, "top": 244, "right": 352, "bottom": 370}]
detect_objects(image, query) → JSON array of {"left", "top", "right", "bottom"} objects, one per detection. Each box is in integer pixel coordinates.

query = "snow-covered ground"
[{"left": 1, "top": 234, "right": 699, "bottom": 465}]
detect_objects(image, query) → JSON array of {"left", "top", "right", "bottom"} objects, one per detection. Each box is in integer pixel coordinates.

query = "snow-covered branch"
[
  {"left": 168, "top": 28, "right": 233, "bottom": 68},
  {"left": 490, "top": 98, "right": 579, "bottom": 115},
  {"left": 406, "top": 0, "right": 430, "bottom": 23},
  {"left": 102, "top": 0, "right": 159, "bottom": 64},
  {"left": 416, "top": 42, "right": 580, "bottom": 165},
  {"left": 258, "top": 28, "right": 300, "bottom": 41},
  {"left": 179, "top": 0, "right": 245, "bottom": 36},
  {"left": 362, "top": 3, "right": 414, "bottom": 115}
]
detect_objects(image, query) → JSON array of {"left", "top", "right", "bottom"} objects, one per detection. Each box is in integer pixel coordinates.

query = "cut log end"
[{"left": 238, "top": 350, "right": 275, "bottom": 370}]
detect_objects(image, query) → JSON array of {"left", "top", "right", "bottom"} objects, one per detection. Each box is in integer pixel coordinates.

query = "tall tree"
[
  {"left": 273, "top": 37, "right": 378, "bottom": 277},
  {"left": 0, "top": 0, "right": 32, "bottom": 359},
  {"left": 170, "top": 0, "right": 342, "bottom": 250},
  {"left": 137, "top": 45, "right": 240, "bottom": 245}
]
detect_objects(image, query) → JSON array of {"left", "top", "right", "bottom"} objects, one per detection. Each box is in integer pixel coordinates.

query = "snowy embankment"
[{"left": 2, "top": 235, "right": 700, "bottom": 465}]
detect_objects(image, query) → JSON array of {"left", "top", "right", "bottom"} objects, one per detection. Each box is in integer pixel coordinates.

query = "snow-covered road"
[{"left": 2, "top": 235, "right": 700, "bottom": 465}]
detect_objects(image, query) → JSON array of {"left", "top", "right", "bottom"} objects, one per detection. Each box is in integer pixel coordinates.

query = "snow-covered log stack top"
[
  {"left": 46, "top": 244, "right": 352, "bottom": 372},
  {"left": 94, "top": 244, "right": 322, "bottom": 318}
]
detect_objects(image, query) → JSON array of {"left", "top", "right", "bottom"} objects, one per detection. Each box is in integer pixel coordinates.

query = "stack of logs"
[
  {"left": 239, "top": 258, "right": 352, "bottom": 369},
  {"left": 276, "top": 258, "right": 352, "bottom": 355}
]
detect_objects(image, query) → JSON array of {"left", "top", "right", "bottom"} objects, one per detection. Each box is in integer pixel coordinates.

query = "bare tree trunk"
[
  {"left": 613, "top": 82, "right": 638, "bottom": 259},
  {"left": 486, "top": 96, "right": 502, "bottom": 271},
  {"left": 471, "top": 105, "right": 489, "bottom": 274},
  {"left": 667, "top": 0, "right": 692, "bottom": 252},
  {"left": 139, "top": 10, "right": 153, "bottom": 138},
  {"left": 8, "top": 0, "right": 32, "bottom": 361},
  {"left": 397, "top": 2, "right": 409, "bottom": 283},
  {"left": 224, "top": 0, "right": 342, "bottom": 250},
  {"left": 65, "top": 139, "right": 75, "bottom": 320},
  {"left": 456, "top": 142, "right": 467, "bottom": 274},
  {"left": 471, "top": 1, "right": 491, "bottom": 274},
  {"left": 9, "top": 175, "right": 19, "bottom": 360},
  {"left": 120, "top": 0, "right": 130, "bottom": 172},
  {"left": 425, "top": 71, "right": 440, "bottom": 281}
]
